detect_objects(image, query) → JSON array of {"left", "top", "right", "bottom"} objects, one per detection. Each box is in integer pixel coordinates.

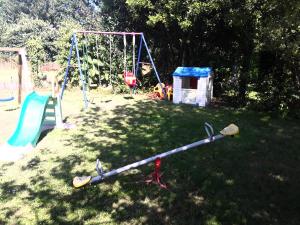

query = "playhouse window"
[{"left": 181, "top": 77, "right": 198, "bottom": 89}]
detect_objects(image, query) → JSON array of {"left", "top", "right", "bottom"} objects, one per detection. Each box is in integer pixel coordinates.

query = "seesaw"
[{"left": 73, "top": 123, "right": 239, "bottom": 188}]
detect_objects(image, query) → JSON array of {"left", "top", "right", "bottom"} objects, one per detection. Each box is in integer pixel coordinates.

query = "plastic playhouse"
[{"left": 172, "top": 67, "right": 213, "bottom": 106}]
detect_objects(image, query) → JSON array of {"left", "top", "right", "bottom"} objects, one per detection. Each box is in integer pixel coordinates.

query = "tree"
[
  {"left": 255, "top": 0, "right": 300, "bottom": 114},
  {"left": 0, "top": 0, "right": 102, "bottom": 59},
  {"left": 26, "top": 36, "right": 46, "bottom": 86}
]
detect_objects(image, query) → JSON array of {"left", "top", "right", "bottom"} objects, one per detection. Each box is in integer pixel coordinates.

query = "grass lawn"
[{"left": 0, "top": 91, "right": 299, "bottom": 225}]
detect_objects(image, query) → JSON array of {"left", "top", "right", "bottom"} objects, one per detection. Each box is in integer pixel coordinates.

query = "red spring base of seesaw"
[{"left": 145, "top": 157, "right": 167, "bottom": 189}]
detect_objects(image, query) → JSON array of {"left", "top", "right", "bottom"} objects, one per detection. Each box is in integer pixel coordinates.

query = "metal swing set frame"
[{"left": 60, "top": 31, "right": 166, "bottom": 109}]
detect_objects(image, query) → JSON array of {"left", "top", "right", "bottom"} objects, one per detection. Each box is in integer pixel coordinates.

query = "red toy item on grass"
[
  {"left": 145, "top": 157, "right": 167, "bottom": 189},
  {"left": 124, "top": 71, "right": 137, "bottom": 88}
]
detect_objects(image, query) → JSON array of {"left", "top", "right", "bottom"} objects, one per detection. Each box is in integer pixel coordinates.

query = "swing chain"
[{"left": 204, "top": 122, "right": 214, "bottom": 140}]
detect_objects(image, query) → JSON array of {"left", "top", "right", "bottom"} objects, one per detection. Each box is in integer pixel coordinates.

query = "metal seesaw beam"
[{"left": 73, "top": 123, "right": 239, "bottom": 188}]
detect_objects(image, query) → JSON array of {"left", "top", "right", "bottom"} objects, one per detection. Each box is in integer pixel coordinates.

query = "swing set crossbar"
[
  {"left": 73, "top": 123, "right": 239, "bottom": 188},
  {"left": 76, "top": 30, "right": 143, "bottom": 36}
]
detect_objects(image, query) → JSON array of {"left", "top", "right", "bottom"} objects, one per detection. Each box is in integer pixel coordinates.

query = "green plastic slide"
[{"left": 7, "top": 91, "right": 51, "bottom": 147}]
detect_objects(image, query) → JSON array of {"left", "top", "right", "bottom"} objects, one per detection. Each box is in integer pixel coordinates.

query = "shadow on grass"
[
  {"left": 0, "top": 98, "right": 299, "bottom": 225},
  {"left": 4, "top": 106, "right": 19, "bottom": 112}
]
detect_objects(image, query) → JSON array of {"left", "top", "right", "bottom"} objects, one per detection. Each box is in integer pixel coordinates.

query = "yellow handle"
[{"left": 220, "top": 124, "right": 239, "bottom": 136}]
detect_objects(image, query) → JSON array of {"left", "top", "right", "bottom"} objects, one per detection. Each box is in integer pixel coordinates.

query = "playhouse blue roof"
[{"left": 172, "top": 67, "right": 212, "bottom": 77}]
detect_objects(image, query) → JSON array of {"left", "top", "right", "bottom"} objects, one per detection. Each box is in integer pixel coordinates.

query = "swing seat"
[
  {"left": 124, "top": 71, "right": 136, "bottom": 88},
  {"left": 0, "top": 96, "right": 14, "bottom": 102}
]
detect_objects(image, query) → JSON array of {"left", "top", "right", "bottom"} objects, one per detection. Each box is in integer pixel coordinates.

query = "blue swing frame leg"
[
  {"left": 60, "top": 33, "right": 88, "bottom": 109},
  {"left": 141, "top": 34, "right": 167, "bottom": 99}
]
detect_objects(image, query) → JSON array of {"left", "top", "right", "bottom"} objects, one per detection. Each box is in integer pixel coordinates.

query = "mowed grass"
[{"left": 0, "top": 92, "right": 299, "bottom": 225}]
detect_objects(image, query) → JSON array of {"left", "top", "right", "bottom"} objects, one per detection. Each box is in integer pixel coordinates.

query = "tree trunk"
[
  {"left": 238, "top": 55, "right": 251, "bottom": 105},
  {"left": 238, "top": 69, "right": 248, "bottom": 105},
  {"left": 181, "top": 32, "right": 192, "bottom": 66}
]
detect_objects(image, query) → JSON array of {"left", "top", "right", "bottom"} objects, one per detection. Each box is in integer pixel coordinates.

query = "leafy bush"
[{"left": 26, "top": 36, "right": 46, "bottom": 87}]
